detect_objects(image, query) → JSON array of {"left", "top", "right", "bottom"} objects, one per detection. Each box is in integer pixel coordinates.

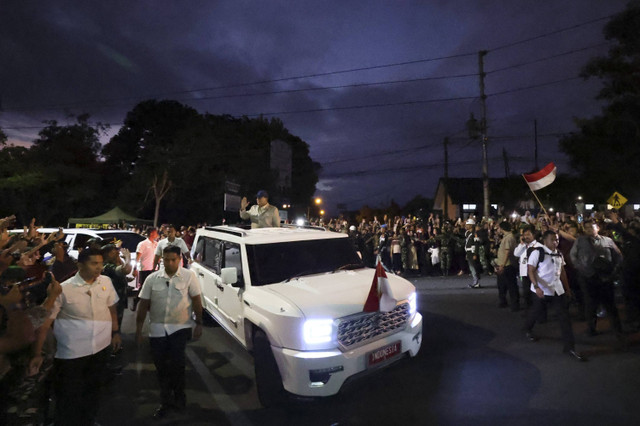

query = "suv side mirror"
[{"left": 221, "top": 267, "right": 238, "bottom": 285}]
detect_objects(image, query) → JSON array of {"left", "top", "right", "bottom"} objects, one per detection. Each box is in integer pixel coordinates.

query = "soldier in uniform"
[{"left": 436, "top": 222, "right": 454, "bottom": 276}]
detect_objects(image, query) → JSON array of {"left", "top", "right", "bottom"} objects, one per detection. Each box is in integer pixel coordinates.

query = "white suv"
[{"left": 191, "top": 225, "right": 423, "bottom": 407}]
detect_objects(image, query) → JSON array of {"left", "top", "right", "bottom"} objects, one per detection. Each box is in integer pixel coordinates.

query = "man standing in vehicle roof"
[{"left": 239, "top": 190, "right": 280, "bottom": 228}]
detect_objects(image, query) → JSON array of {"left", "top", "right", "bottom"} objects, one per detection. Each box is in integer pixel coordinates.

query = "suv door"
[
  {"left": 215, "top": 241, "right": 245, "bottom": 344},
  {"left": 191, "top": 236, "right": 223, "bottom": 317}
]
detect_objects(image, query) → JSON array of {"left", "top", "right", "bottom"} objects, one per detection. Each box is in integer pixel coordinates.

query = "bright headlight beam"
[
  {"left": 409, "top": 292, "right": 417, "bottom": 315},
  {"left": 303, "top": 319, "right": 334, "bottom": 344}
]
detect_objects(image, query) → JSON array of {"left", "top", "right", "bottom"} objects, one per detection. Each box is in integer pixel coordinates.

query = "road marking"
[{"left": 185, "top": 347, "right": 254, "bottom": 426}]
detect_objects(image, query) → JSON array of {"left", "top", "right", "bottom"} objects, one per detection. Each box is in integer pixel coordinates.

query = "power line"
[
  {"left": 5, "top": 73, "right": 479, "bottom": 114},
  {"left": 0, "top": 73, "right": 583, "bottom": 131},
  {"left": 487, "top": 75, "right": 582, "bottom": 97},
  {"left": 489, "top": 14, "right": 615, "bottom": 52},
  {"left": 5, "top": 52, "right": 478, "bottom": 113},
  {"left": 241, "top": 95, "right": 478, "bottom": 117},
  {"left": 322, "top": 158, "right": 495, "bottom": 179},
  {"left": 486, "top": 43, "right": 609, "bottom": 74},
  {"left": 320, "top": 140, "right": 445, "bottom": 165}
]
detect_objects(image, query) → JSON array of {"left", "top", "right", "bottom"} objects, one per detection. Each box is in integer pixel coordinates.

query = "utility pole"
[
  {"left": 502, "top": 147, "right": 510, "bottom": 177},
  {"left": 534, "top": 119, "right": 539, "bottom": 170},
  {"left": 443, "top": 137, "right": 449, "bottom": 220},
  {"left": 478, "top": 50, "right": 490, "bottom": 218}
]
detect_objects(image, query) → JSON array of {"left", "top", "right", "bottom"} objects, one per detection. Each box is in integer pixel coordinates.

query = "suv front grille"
[{"left": 337, "top": 303, "right": 410, "bottom": 350}]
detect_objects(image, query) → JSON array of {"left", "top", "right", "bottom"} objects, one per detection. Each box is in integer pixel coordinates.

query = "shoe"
[
  {"left": 565, "top": 349, "right": 587, "bottom": 362},
  {"left": 525, "top": 332, "right": 538, "bottom": 342},
  {"left": 153, "top": 405, "right": 172, "bottom": 419}
]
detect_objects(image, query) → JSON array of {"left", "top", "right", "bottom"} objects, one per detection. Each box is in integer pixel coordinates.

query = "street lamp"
[{"left": 308, "top": 197, "right": 323, "bottom": 219}]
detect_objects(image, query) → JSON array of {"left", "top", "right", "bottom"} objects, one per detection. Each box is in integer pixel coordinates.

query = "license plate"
[{"left": 367, "top": 341, "right": 401, "bottom": 367}]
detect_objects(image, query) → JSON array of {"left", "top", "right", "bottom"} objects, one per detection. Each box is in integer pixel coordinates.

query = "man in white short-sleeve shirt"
[
  {"left": 136, "top": 245, "right": 203, "bottom": 419},
  {"left": 513, "top": 225, "right": 543, "bottom": 309},
  {"left": 524, "top": 230, "right": 585, "bottom": 362},
  {"left": 153, "top": 224, "right": 191, "bottom": 270},
  {"left": 31, "top": 247, "right": 122, "bottom": 425}
]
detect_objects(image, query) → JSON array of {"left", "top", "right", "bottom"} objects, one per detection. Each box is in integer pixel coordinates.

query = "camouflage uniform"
[{"left": 436, "top": 229, "right": 454, "bottom": 276}]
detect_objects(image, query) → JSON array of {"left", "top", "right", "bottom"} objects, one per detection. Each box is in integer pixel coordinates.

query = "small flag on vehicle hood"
[
  {"left": 523, "top": 162, "right": 557, "bottom": 191},
  {"left": 363, "top": 260, "right": 397, "bottom": 313}
]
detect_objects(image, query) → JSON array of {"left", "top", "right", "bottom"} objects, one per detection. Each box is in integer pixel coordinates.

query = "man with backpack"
[
  {"left": 524, "top": 230, "right": 586, "bottom": 362},
  {"left": 570, "top": 219, "right": 624, "bottom": 340}
]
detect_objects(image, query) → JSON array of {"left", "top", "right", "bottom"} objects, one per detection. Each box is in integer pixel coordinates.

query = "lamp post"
[{"left": 307, "top": 197, "right": 322, "bottom": 221}]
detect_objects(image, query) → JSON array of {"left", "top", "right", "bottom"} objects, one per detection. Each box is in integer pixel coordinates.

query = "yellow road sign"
[{"left": 607, "top": 191, "right": 627, "bottom": 209}]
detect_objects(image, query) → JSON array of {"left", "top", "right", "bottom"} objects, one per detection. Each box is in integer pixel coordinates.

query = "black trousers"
[
  {"left": 578, "top": 274, "right": 622, "bottom": 334},
  {"left": 520, "top": 276, "right": 532, "bottom": 308},
  {"left": 525, "top": 293, "right": 575, "bottom": 352},
  {"left": 137, "top": 270, "right": 154, "bottom": 289},
  {"left": 498, "top": 265, "right": 519, "bottom": 309},
  {"left": 54, "top": 347, "right": 109, "bottom": 426},
  {"left": 150, "top": 328, "right": 191, "bottom": 408}
]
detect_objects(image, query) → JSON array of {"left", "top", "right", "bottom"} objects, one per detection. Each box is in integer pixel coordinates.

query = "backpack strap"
[{"left": 526, "top": 246, "right": 545, "bottom": 265}]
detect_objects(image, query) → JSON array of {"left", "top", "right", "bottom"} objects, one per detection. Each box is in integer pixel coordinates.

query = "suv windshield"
[{"left": 246, "top": 237, "right": 363, "bottom": 286}]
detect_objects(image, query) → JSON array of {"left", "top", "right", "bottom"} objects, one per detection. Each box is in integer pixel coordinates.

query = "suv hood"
[{"left": 264, "top": 268, "right": 415, "bottom": 319}]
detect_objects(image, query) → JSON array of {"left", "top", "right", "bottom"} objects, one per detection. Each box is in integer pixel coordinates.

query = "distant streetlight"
[{"left": 308, "top": 197, "right": 323, "bottom": 218}]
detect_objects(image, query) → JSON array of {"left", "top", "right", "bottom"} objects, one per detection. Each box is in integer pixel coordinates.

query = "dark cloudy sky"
[{"left": 0, "top": 0, "right": 630, "bottom": 213}]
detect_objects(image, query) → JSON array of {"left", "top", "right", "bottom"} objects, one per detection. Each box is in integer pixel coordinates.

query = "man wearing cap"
[
  {"left": 240, "top": 190, "right": 280, "bottom": 228},
  {"left": 464, "top": 218, "right": 481, "bottom": 288}
]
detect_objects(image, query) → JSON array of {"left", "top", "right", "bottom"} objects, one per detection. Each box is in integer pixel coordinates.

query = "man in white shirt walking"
[
  {"left": 31, "top": 247, "right": 122, "bottom": 425},
  {"left": 153, "top": 224, "right": 191, "bottom": 270},
  {"left": 132, "top": 228, "right": 158, "bottom": 311},
  {"left": 136, "top": 245, "right": 203, "bottom": 419},
  {"left": 524, "top": 230, "right": 586, "bottom": 362}
]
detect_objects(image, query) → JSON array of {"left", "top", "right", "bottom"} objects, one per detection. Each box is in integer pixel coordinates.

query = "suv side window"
[
  {"left": 224, "top": 242, "right": 243, "bottom": 284},
  {"left": 73, "top": 234, "right": 92, "bottom": 250},
  {"left": 200, "top": 237, "right": 223, "bottom": 275}
]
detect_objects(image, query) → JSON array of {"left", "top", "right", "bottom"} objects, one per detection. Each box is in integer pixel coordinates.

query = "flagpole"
[{"left": 522, "top": 174, "right": 549, "bottom": 216}]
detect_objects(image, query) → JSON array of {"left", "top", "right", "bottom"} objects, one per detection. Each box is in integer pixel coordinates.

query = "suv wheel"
[{"left": 253, "top": 329, "right": 287, "bottom": 407}]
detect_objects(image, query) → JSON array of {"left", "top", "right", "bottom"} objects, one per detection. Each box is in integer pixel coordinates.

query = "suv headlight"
[
  {"left": 303, "top": 319, "right": 336, "bottom": 345},
  {"left": 409, "top": 292, "right": 417, "bottom": 315}
]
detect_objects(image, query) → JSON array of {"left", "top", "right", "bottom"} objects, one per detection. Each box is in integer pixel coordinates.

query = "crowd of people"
[
  {"left": 317, "top": 208, "right": 640, "bottom": 359},
  {"left": 2, "top": 196, "right": 639, "bottom": 422},
  {"left": 0, "top": 217, "right": 202, "bottom": 424}
]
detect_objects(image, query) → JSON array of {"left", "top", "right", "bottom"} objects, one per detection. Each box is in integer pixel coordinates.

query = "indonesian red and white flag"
[
  {"left": 523, "top": 162, "right": 557, "bottom": 191},
  {"left": 363, "top": 260, "right": 397, "bottom": 313}
]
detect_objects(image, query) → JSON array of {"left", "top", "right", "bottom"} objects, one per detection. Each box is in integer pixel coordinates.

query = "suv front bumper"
[{"left": 271, "top": 313, "right": 422, "bottom": 397}]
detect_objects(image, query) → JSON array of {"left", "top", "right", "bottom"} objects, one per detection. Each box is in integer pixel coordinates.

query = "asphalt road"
[{"left": 99, "top": 274, "right": 640, "bottom": 426}]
